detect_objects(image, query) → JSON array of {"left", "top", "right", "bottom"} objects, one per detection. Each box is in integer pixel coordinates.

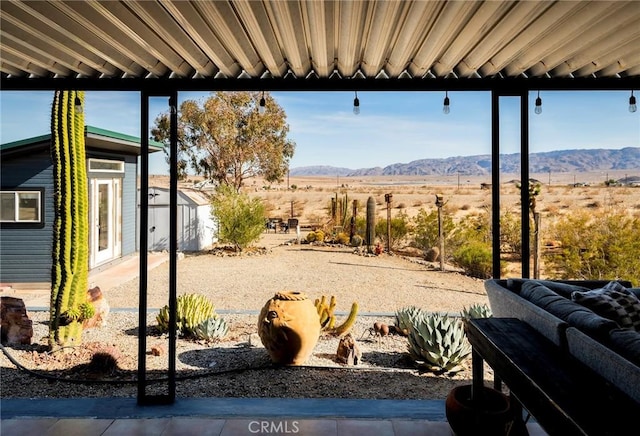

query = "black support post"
[
  {"left": 520, "top": 91, "right": 531, "bottom": 278},
  {"left": 137, "top": 91, "right": 177, "bottom": 405},
  {"left": 491, "top": 91, "right": 501, "bottom": 279},
  {"left": 137, "top": 92, "right": 150, "bottom": 404},
  {"left": 168, "top": 90, "right": 178, "bottom": 403}
]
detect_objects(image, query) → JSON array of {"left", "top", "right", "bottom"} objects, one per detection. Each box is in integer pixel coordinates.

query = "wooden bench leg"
[{"left": 471, "top": 349, "right": 484, "bottom": 404}]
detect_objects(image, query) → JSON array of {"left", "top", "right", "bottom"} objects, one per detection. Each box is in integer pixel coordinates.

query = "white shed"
[{"left": 137, "top": 187, "right": 217, "bottom": 252}]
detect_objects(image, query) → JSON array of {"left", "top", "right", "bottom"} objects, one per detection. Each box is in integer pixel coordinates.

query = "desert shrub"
[
  {"left": 412, "top": 208, "right": 455, "bottom": 252},
  {"left": 500, "top": 210, "right": 522, "bottom": 257},
  {"left": 375, "top": 212, "right": 412, "bottom": 250},
  {"left": 353, "top": 216, "right": 367, "bottom": 237},
  {"left": 546, "top": 209, "right": 640, "bottom": 286},
  {"left": 452, "top": 240, "right": 493, "bottom": 279},
  {"left": 211, "top": 185, "right": 265, "bottom": 252}
]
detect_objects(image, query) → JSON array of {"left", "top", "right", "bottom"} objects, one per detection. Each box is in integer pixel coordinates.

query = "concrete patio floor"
[{"left": 1, "top": 397, "right": 548, "bottom": 435}]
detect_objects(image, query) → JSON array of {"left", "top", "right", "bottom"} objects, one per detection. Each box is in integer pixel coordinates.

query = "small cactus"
[
  {"left": 351, "top": 234, "right": 363, "bottom": 247},
  {"left": 157, "top": 293, "right": 216, "bottom": 337},
  {"left": 314, "top": 295, "right": 358, "bottom": 336}
]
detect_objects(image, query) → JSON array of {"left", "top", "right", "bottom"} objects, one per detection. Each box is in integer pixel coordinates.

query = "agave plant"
[
  {"left": 194, "top": 317, "right": 229, "bottom": 341},
  {"left": 394, "top": 306, "right": 424, "bottom": 336},
  {"left": 406, "top": 312, "right": 471, "bottom": 373},
  {"left": 461, "top": 303, "right": 493, "bottom": 322}
]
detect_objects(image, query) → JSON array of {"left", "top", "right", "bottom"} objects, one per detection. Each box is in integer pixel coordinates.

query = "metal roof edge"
[{"left": 1, "top": 125, "right": 163, "bottom": 153}]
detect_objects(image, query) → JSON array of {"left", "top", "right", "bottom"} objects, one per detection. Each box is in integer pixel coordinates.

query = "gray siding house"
[{"left": 0, "top": 126, "right": 162, "bottom": 289}]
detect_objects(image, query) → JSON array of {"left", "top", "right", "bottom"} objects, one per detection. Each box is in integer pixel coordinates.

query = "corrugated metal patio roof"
[{"left": 1, "top": 0, "right": 638, "bottom": 91}]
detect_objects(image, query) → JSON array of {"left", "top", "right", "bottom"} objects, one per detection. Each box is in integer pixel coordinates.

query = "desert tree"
[{"left": 152, "top": 91, "right": 295, "bottom": 190}]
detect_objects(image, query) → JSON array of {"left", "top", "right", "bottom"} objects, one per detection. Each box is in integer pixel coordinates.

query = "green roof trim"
[
  {"left": 0, "top": 133, "right": 51, "bottom": 152},
  {"left": 86, "top": 126, "right": 164, "bottom": 150},
  {"left": 1, "top": 125, "right": 164, "bottom": 152}
]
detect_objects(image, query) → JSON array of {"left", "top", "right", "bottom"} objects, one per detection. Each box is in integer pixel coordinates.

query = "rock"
[
  {"left": 1, "top": 297, "right": 33, "bottom": 345},
  {"left": 151, "top": 344, "right": 166, "bottom": 356},
  {"left": 336, "top": 333, "right": 362, "bottom": 366},
  {"left": 425, "top": 247, "right": 441, "bottom": 262},
  {"left": 83, "top": 286, "right": 110, "bottom": 329}
]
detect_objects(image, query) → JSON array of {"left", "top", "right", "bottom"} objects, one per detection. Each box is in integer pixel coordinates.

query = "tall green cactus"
[
  {"left": 49, "top": 90, "right": 91, "bottom": 349},
  {"left": 366, "top": 196, "right": 376, "bottom": 252}
]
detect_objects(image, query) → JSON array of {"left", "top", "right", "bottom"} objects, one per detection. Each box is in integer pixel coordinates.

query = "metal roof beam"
[{"left": 1, "top": 76, "right": 636, "bottom": 93}]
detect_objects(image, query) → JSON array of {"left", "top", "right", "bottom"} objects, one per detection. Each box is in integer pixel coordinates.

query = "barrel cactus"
[
  {"left": 194, "top": 317, "right": 229, "bottom": 341},
  {"left": 406, "top": 312, "right": 471, "bottom": 373},
  {"left": 157, "top": 293, "right": 216, "bottom": 337},
  {"left": 49, "top": 90, "right": 92, "bottom": 349}
]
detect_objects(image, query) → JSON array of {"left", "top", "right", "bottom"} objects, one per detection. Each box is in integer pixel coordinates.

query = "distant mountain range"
[{"left": 290, "top": 147, "right": 640, "bottom": 177}]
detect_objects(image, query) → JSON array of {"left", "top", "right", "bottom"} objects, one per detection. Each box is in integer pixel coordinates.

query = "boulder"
[
  {"left": 425, "top": 247, "right": 441, "bottom": 262},
  {"left": 336, "top": 333, "right": 362, "bottom": 365},
  {"left": 1, "top": 297, "right": 33, "bottom": 345}
]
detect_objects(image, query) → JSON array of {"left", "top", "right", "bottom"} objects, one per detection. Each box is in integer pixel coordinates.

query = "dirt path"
[{"left": 106, "top": 233, "right": 488, "bottom": 314}]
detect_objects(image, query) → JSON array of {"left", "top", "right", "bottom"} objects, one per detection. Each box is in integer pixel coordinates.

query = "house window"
[
  {"left": 0, "top": 189, "right": 43, "bottom": 225},
  {"left": 89, "top": 158, "right": 124, "bottom": 173}
]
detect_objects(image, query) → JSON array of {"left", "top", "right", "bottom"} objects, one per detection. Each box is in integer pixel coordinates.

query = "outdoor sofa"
[{"left": 473, "top": 278, "right": 640, "bottom": 434}]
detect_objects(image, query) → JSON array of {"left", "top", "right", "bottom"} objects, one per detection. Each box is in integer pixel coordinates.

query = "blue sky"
[{"left": 1, "top": 90, "right": 638, "bottom": 175}]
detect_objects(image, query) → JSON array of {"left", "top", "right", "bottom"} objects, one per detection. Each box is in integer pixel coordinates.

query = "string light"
[
  {"left": 259, "top": 91, "right": 266, "bottom": 115},
  {"left": 353, "top": 91, "right": 360, "bottom": 115},
  {"left": 629, "top": 90, "right": 637, "bottom": 113},
  {"left": 443, "top": 91, "right": 450, "bottom": 114},
  {"left": 535, "top": 90, "right": 542, "bottom": 115}
]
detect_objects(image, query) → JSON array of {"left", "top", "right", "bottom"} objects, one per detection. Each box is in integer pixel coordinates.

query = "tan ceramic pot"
[{"left": 258, "top": 291, "right": 321, "bottom": 365}]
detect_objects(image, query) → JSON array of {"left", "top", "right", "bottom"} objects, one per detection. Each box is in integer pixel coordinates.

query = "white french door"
[{"left": 90, "top": 178, "right": 122, "bottom": 267}]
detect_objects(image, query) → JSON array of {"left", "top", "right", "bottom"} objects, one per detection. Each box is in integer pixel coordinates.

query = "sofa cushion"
[
  {"left": 506, "top": 279, "right": 591, "bottom": 297},
  {"left": 521, "top": 281, "right": 618, "bottom": 340},
  {"left": 566, "top": 327, "right": 640, "bottom": 404},
  {"left": 608, "top": 328, "right": 640, "bottom": 367},
  {"left": 572, "top": 286, "right": 640, "bottom": 331}
]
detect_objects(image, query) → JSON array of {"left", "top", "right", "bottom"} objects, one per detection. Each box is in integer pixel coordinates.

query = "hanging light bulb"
[
  {"left": 258, "top": 91, "right": 266, "bottom": 115},
  {"left": 443, "top": 91, "right": 450, "bottom": 114},
  {"left": 629, "top": 90, "right": 637, "bottom": 113},
  {"left": 74, "top": 95, "right": 83, "bottom": 114},
  {"left": 535, "top": 90, "right": 542, "bottom": 115},
  {"left": 353, "top": 91, "right": 360, "bottom": 115}
]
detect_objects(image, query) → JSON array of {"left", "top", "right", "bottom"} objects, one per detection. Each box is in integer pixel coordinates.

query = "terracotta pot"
[
  {"left": 445, "top": 385, "right": 512, "bottom": 436},
  {"left": 258, "top": 291, "right": 321, "bottom": 365}
]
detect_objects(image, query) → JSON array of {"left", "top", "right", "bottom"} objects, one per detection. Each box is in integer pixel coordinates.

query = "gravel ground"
[{"left": 1, "top": 235, "right": 493, "bottom": 400}]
